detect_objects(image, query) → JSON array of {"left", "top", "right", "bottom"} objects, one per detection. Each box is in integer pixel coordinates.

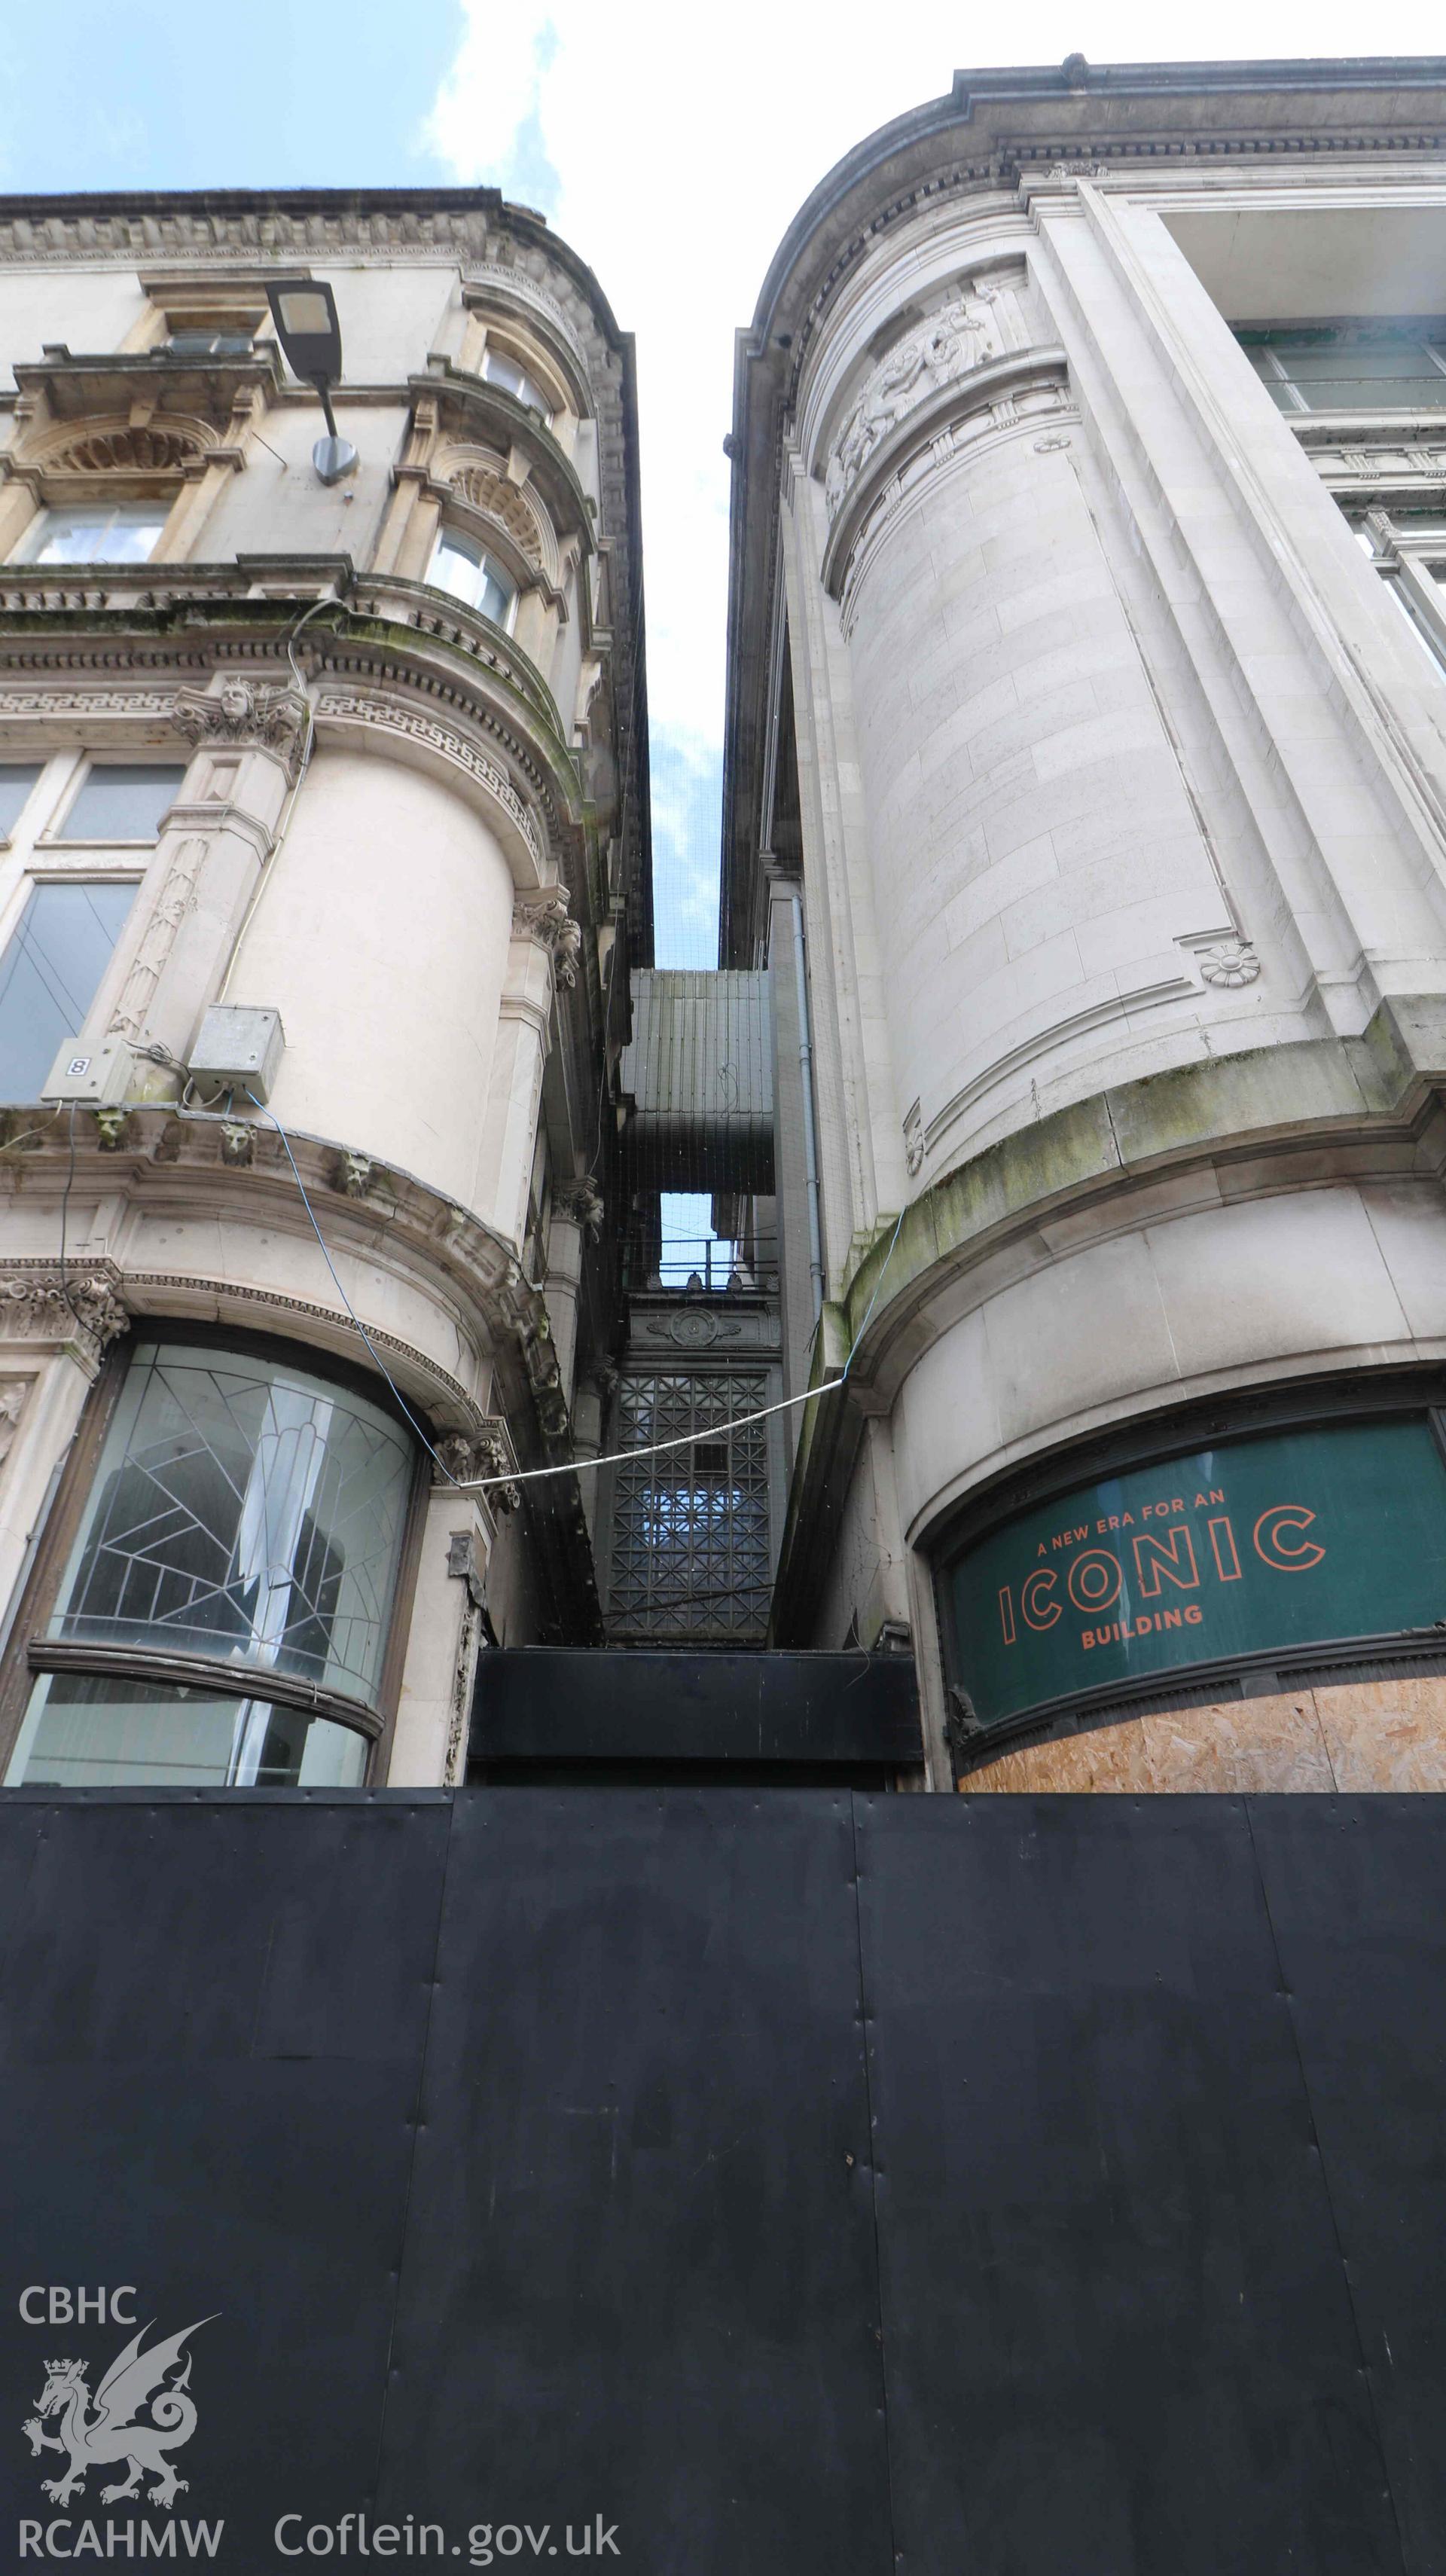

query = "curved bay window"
[{"left": 3, "top": 1335, "right": 423, "bottom": 1788}]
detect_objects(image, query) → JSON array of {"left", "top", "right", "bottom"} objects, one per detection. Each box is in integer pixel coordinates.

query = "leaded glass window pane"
[
  {"left": 0, "top": 880, "right": 136, "bottom": 1101},
  {"left": 49, "top": 1341, "right": 415, "bottom": 1702},
  {"left": 8, "top": 1672, "right": 368, "bottom": 1789}
]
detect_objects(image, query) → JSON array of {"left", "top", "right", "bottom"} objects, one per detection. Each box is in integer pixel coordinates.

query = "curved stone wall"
[
  {"left": 229, "top": 746, "right": 515, "bottom": 1212},
  {"left": 890, "top": 1174, "right": 1446, "bottom": 1549}
]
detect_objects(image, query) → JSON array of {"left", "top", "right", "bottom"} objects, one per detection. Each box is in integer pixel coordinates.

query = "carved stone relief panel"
[
  {"left": 824, "top": 289, "right": 1002, "bottom": 521},
  {"left": 106, "top": 834, "right": 208, "bottom": 1042}
]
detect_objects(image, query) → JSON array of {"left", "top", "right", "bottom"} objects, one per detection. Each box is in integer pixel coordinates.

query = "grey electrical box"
[
  {"left": 41, "top": 1038, "right": 138, "bottom": 1105},
  {"left": 188, "top": 1004, "right": 285, "bottom": 1104}
]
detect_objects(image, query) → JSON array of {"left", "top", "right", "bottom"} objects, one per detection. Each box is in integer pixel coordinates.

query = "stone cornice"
[
  {"left": 0, "top": 1102, "right": 600, "bottom": 1628},
  {"left": 0, "top": 580, "right": 587, "bottom": 888},
  {"left": 770, "top": 995, "right": 1446, "bottom": 1637},
  {"left": 0, "top": 1100, "right": 575, "bottom": 1459}
]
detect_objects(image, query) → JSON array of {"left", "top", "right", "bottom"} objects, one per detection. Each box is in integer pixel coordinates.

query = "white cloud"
[{"left": 427, "top": 1, "right": 1446, "bottom": 951}]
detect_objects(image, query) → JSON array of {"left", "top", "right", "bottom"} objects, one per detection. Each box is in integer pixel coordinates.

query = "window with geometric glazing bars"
[
  {"left": 606, "top": 1370, "right": 771, "bottom": 1641},
  {"left": 5, "top": 1339, "right": 416, "bottom": 1790}
]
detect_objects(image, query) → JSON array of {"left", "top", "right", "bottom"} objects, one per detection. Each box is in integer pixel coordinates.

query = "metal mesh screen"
[{"left": 606, "top": 1371, "right": 771, "bottom": 1641}]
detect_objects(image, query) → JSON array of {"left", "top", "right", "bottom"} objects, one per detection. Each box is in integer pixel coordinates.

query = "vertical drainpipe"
[{"left": 789, "top": 887, "right": 825, "bottom": 1323}]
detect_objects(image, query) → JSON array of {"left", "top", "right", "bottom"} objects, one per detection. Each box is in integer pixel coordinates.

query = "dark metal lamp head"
[{"left": 265, "top": 279, "right": 357, "bottom": 486}]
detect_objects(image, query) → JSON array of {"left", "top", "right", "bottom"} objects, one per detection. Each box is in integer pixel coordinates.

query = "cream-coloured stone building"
[
  {"left": 0, "top": 187, "right": 649, "bottom": 1789},
  {"left": 723, "top": 56, "right": 1446, "bottom": 1793}
]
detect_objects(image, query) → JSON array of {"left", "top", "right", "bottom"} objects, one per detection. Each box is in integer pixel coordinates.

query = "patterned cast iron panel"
[
  {"left": 853, "top": 1796, "right": 1405, "bottom": 2575},
  {"left": 1248, "top": 1802, "right": 1446, "bottom": 2574},
  {"left": 607, "top": 1370, "right": 772, "bottom": 1639},
  {"left": 374, "top": 1789, "right": 891, "bottom": 2574},
  {"left": 0, "top": 1795, "right": 450, "bottom": 2559}
]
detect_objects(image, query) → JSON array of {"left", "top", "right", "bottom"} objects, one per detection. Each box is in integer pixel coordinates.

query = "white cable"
[
  {"left": 454, "top": 1203, "right": 911, "bottom": 1495},
  {"left": 243, "top": 1091, "right": 911, "bottom": 1500}
]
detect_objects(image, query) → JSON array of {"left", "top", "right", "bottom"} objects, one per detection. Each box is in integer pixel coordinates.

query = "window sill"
[{"left": 29, "top": 1636, "right": 383, "bottom": 1740}]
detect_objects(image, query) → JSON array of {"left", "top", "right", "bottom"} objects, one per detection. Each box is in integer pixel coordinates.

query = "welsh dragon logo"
[{"left": 23, "top": 2316, "right": 215, "bottom": 2510}]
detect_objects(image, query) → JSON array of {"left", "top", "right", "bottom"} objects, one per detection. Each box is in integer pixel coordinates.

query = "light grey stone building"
[
  {"left": 0, "top": 187, "right": 650, "bottom": 1789},
  {"left": 722, "top": 57, "right": 1446, "bottom": 1792}
]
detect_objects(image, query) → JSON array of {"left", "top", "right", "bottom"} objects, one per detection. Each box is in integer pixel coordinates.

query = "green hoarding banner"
[{"left": 943, "top": 1417, "right": 1446, "bottom": 1729}]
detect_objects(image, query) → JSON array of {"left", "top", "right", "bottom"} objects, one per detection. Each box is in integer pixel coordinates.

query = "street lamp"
[{"left": 266, "top": 279, "right": 357, "bottom": 486}]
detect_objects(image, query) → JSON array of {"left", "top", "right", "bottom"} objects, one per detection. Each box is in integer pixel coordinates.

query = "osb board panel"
[{"left": 961, "top": 1676, "right": 1446, "bottom": 1793}]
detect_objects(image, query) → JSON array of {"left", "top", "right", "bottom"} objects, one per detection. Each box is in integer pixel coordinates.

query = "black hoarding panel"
[
  {"left": 471, "top": 1647, "right": 923, "bottom": 1767},
  {"left": 0, "top": 1795, "right": 451, "bottom": 2563},
  {"left": 377, "top": 1788, "right": 892, "bottom": 2576},
  {"left": 1250, "top": 1799, "right": 1446, "bottom": 2574},
  {"left": 854, "top": 1795, "right": 1403, "bottom": 2576}
]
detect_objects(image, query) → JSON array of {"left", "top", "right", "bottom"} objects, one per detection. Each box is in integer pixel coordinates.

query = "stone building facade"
[
  {"left": 0, "top": 187, "right": 649, "bottom": 1790},
  {"left": 722, "top": 58, "right": 1446, "bottom": 1791}
]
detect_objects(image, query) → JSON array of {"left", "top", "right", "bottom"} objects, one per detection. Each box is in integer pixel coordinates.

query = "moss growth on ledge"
[
  {"left": 774, "top": 997, "right": 1446, "bottom": 1619},
  {"left": 838, "top": 997, "right": 1446, "bottom": 1354}
]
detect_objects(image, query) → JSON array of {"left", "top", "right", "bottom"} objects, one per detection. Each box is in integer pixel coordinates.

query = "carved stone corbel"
[
  {"left": 512, "top": 889, "right": 581, "bottom": 989},
  {"left": 172, "top": 679, "right": 310, "bottom": 785},
  {"left": 553, "top": 1177, "right": 604, "bottom": 1238},
  {"left": 0, "top": 1273, "right": 129, "bottom": 1351},
  {"left": 433, "top": 1424, "right": 521, "bottom": 1512}
]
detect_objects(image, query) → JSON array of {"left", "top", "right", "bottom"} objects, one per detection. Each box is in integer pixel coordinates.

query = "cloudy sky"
[{"left": 4, "top": 0, "right": 1444, "bottom": 959}]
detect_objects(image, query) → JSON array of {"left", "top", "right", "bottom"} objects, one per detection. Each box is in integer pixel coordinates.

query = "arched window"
[
  {"left": 429, "top": 527, "right": 519, "bottom": 628},
  {"left": 480, "top": 346, "right": 552, "bottom": 421},
  {"left": 2, "top": 1334, "right": 422, "bottom": 1788}
]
